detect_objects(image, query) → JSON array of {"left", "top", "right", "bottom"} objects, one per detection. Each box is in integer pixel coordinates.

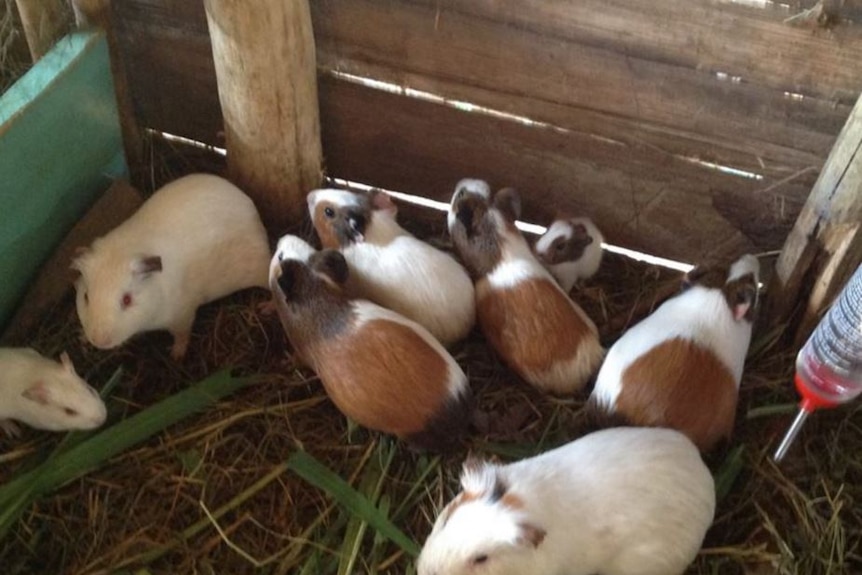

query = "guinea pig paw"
[{"left": 0, "top": 419, "right": 22, "bottom": 438}]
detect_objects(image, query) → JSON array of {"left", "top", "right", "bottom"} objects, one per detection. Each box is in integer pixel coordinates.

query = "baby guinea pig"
[
  {"left": 72, "top": 173, "right": 270, "bottom": 359},
  {"left": 307, "top": 188, "right": 475, "bottom": 347},
  {"left": 269, "top": 238, "right": 472, "bottom": 452},
  {"left": 0, "top": 348, "right": 107, "bottom": 436},
  {"left": 447, "top": 179, "right": 604, "bottom": 394},
  {"left": 417, "top": 427, "right": 715, "bottom": 575},
  {"left": 533, "top": 216, "right": 604, "bottom": 292},
  {"left": 589, "top": 254, "right": 760, "bottom": 451}
]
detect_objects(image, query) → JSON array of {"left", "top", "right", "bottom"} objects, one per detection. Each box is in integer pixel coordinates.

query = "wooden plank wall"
[{"left": 108, "top": 0, "right": 862, "bottom": 263}]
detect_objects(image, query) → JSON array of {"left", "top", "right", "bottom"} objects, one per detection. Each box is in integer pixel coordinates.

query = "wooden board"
[
  {"left": 0, "top": 31, "right": 126, "bottom": 331},
  {"left": 105, "top": 0, "right": 862, "bottom": 261},
  {"left": 319, "top": 77, "right": 801, "bottom": 263}
]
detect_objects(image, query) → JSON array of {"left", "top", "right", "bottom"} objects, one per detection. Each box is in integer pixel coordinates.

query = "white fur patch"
[
  {"left": 352, "top": 300, "right": 468, "bottom": 397},
  {"left": 307, "top": 188, "right": 362, "bottom": 214},
  {"left": 729, "top": 254, "right": 760, "bottom": 282},
  {"left": 591, "top": 285, "right": 753, "bottom": 410},
  {"left": 534, "top": 220, "right": 573, "bottom": 254}
]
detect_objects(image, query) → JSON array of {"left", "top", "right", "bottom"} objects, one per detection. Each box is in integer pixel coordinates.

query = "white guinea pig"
[
  {"left": 307, "top": 188, "right": 476, "bottom": 347},
  {"left": 72, "top": 173, "right": 271, "bottom": 359},
  {"left": 0, "top": 348, "right": 107, "bottom": 436},
  {"left": 417, "top": 427, "right": 715, "bottom": 575},
  {"left": 448, "top": 180, "right": 604, "bottom": 394},
  {"left": 589, "top": 254, "right": 760, "bottom": 451},
  {"left": 270, "top": 243, "right": 473, "bottom": 452},
  {"left": 533, "top": 217, "right": 604, "bottom": 292}
]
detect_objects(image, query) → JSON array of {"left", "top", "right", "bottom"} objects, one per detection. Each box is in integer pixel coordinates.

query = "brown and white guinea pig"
[
  {"left": 0, "top": 348, "right": 107, "bottom": 437},
  {"left": 533, "top": 216, "right": 604, "bottom": 292},
  {"left": 447, "top": 179, "right": 604, "bottom": 394},
  {"left": 269, "top": 235, "right": 472, "bottom": 452},
  {"left": 588, "top": 254, "right": 760, "bottom": 451},
  {"left": 307, "top": 188, "right": 475, "bottom": 347},
  {"left": 417, "top": 427, "right": 715, "bottom": 575},
  {"left": 72, "top": 174, "right": 270, "bottom": 359}
]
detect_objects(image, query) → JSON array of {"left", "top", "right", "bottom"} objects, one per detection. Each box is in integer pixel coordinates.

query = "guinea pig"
[
  {"left": 72, "top": 173, "right": 270, "bottom": 359},
  {"left": 269, "top": 241, "right": 473, "bottom": 452},
  {"left": 0, "top": 348, "right": 107, "bottom": 436},
  {"left": 417, "top": 426, "right": 715, "bottom": 575},
  {"left": 447, "top": 180, "right": 604, "bottom": 394},
  {"left": 588, "top": 254, "right": 760, "bottom": 451},
  {"left": 533, "top": 216, "right": 604, "bottom": 292},
  {"left": 307, "top": 188, "right": 475, "bottom": 347}
]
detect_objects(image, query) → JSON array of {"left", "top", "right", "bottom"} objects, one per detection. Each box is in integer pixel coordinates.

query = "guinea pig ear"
[
  {"left": 494, "top": 188, "right": 522, "bottom": 222},
  {"left": 22, "top": 381, "right": 51, "bottom": 406},
  {"left": 59, "top": 351, "right": 78, "bottom": 375},
  {"left": 681, "top": 266, "right": 706, "bottom": 290},
  {"left": 515, "top": 522, "right": 547, "bottom": 549},
  {"left": 369, "top": 189, "right": 397, "bottom": 215},
  {"left": 131, "top": 255, "right": 163, "bottom": 277},
  {"left": 310, "top": 250, "right": 349, "bottom": 286}
]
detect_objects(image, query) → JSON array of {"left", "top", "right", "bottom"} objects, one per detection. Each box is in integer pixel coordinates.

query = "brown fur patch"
[
  {"left": 476, "top": 278, "right": 592, "bottom": 380},
  {"left": 313, "top": 200, "right": 341, "bottom": 249},
  {"left": 723, "top": 273, "right": 759, "bottom": 322},
  {"left": 306, "top": 318, "right": 453, "bottom": 438},
  {"left": 617, "top": 337, "right": 738, "bottom": 451},
  {"left": 538, "top": 224, "right": 592, "bottom": 265},
  {"left": 501, "top": 492, "right": 525, "bottom": 510}
]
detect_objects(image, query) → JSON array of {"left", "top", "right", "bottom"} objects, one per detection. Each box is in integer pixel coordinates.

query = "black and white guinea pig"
[
  {"left": 269, "top": 236, "right": 473, "bottom": 452},
  {"left": 533, "top": 216, "right": 604, "bottom": 292},
  {"left": 306, "top": 188, "right": 475, "bottom": 347},
  {"left": 417, "top": 427, "right": 715, "bottom": 575},
  {"left": 0, "top": 348, "right": 107, "bottom": 436},
  {"left": 72, "top": 173, "right": 270, "bottom": 359},
  {"left": 588, "top": 254, "right": 760, "bottom": 451},
  {"left": 447, "top": 179, "right": 604, "bottom": 395}
]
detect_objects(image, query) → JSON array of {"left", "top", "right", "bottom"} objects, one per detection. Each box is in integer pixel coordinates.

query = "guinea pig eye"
[
  {"left": 555, "top": 242, "right": 566, "bottom": 252},
  {"left": 64, "top": 407, "right": 79, "bottom": 417},
  {"left": 121, "top": 293, "right": 133, "bottom": 309},
  {"left": 471, "top": 554, "right": 489, "bottom": 566},
  {"left": 324, "top": 206, "right": 335, "bottom": 219}
]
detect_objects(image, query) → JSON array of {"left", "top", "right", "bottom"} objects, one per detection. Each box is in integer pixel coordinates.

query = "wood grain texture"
[
  {"left": 15, "top": 0, "right": 69, "bottom": 61},
  {"left": 767, "top": 93, "right": 862, "bottom": 343},
  {"left": 318, "top": 77, "right": 800, "bottom": 262},
  {"left": 203, "top": 0, "right": 323, "bottom": 230},
  {"left": 105, "top": 0, "right": 862, "bottom": 261}
]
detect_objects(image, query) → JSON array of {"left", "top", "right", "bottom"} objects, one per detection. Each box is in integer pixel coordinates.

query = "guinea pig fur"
[
  {"left": 72, "top": 173, "right": 270, "bottom": 359},
  {"left": 589, "top": 254, "right": 760, "bottom": 451},
  {"left": 0, "top": 348, "right": 107, "bottom": 436},
  {"left": 269, "top": 248, "right": 472, "bottom": 452},
  {"left": 447, "top": 179, "right": 604, "bottom": 394},
  {"left": 533, "top": 217, "right": 604, "bottom": 292},
  {"left": 417, "top": 426, "right": 715, "bottom": 575},
  {"left": 307, "top": 188, "right": 475, "bottom": 347}
]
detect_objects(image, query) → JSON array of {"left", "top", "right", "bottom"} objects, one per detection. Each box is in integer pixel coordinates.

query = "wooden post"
[
  {"left": 71, "top": 0, "right": 146, "bottom": 190},
  {"left": 203, "top": 0, "right": 323, "bottom": 231},
  {"left": 14, "top": 0, "right": 68, "bottom": 62},
  {"left": 766, "top": 93, "right": 862, "bottom": 345}
]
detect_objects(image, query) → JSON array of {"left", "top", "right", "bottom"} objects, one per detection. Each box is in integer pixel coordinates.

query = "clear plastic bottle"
[{"left": 774, "top": 263, "right": 862, "bottom": 461}]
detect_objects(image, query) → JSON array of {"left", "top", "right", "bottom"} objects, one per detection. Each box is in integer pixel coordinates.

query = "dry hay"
[{"left": 1, "top": 141, "right": 861, "bottom": 574}]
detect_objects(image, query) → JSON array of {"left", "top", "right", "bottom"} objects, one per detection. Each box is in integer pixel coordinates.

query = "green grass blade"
[
  {"left": 714, "top": 444, "right": 746, "bottom": 503},
  {"left": 0, "top": 369, "right": 247, "bottom": 539},
  {"left": 287, "top": 449, "right": 421, "bottom": 557}
]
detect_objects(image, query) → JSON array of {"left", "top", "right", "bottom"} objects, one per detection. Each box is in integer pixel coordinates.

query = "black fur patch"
[
  {"left": 405, "top": 388, "right": 474, "bottom": 453},
  {"left": 450, "top": 195, "right": 503, "bottom": 279}
]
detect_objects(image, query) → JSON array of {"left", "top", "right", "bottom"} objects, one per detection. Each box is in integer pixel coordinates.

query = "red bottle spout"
[{"left": 794, "top": 373, "right": 840, "bottom": 411}]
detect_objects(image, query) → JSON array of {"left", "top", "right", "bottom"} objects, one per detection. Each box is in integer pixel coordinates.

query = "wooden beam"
[
  {"left": 203, "top": 0, "right": 323, "bottom": 231},
  {"left": 14, "top": 0, "right": 68, "bottom": 62},
  {"left": 767, "top": 93, "right": 862, "bottom": 344}
]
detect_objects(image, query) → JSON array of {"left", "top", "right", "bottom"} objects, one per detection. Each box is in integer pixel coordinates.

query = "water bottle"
[{"left": 773, "top": 263, "right": 862, "bottom": 462}]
